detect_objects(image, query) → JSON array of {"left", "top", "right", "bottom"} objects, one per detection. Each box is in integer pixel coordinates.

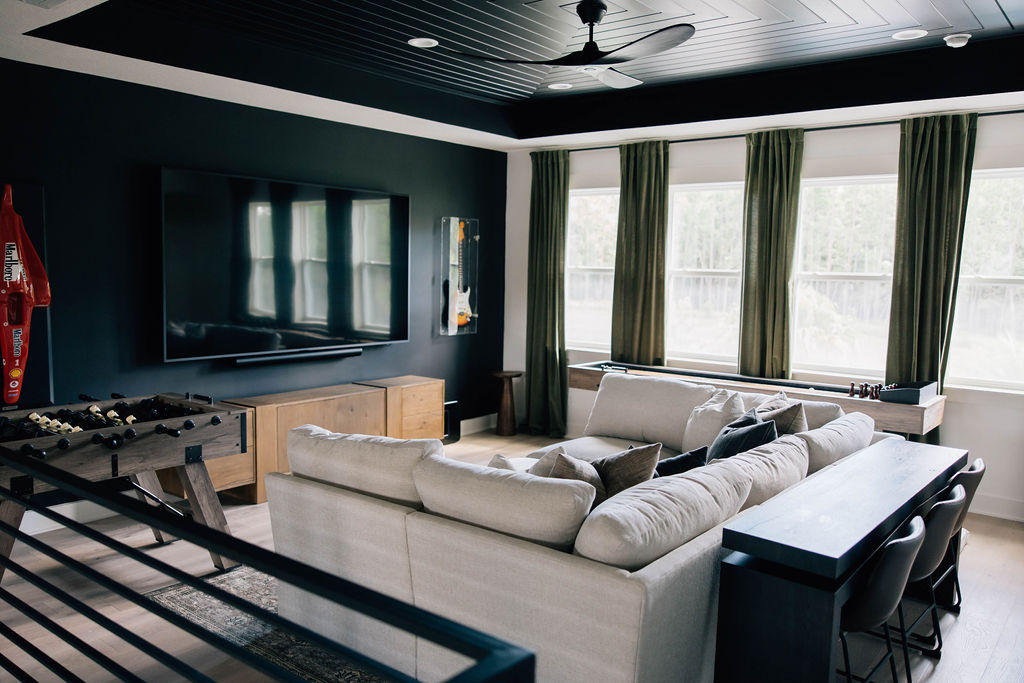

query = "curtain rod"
[{"left": 565, "top": 108, "right": 1024, "bottom": 153}]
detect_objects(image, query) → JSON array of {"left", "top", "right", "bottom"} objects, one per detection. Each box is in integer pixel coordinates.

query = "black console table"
[{"left": 714, "top": 438, "right": 968, "bottom": 682}]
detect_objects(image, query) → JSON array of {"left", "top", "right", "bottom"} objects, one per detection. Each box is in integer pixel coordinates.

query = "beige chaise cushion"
[
  {"left": 413, "top": 454, "right": 596, "bottom": 547},
  {"left": 287, "top": 425, "right": 442, "bottom": 506},
  {"left": 801, "top": 399, "right": 846, "bottom": 430},
  {"left": 797, "top": 412, "right": 875, "bottom": 473},
  {"left": 708, "top": 434, "right": 809, "bottom": 508},
  {"left": 573, "top": 464, "right": 753, "bottom": 570},
  {"left": 584, "top": 373, "right": 717, "bottom": 452}
]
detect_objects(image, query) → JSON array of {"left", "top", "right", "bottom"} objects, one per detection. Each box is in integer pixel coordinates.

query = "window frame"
[
  {"left": 564, "top": 186, "right": 619, "bottom": 353},
  {"left": 664, "top": 180, "right": 744, "bottom": 367},
  {"left": 788, "top": 173, "right": 898, "bottom": 378}
]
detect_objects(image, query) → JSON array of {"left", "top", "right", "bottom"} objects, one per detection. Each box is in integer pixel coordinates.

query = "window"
[
  {"left": 565, "top": 189, "right": 619, "bottom": 350},
  {"left": 351, "top": 198, "right": 393, "bottom": 332},
  {"left": 790, "top": 176, "right": 897, "bottom": 376},
  {"left": 946, "top": 168, "right": 1024, "bottom": 389},
  {"left": 248, "top": 202, "right": 276, "bottom": 318},
  {"left": 291, "top": 200, "right": 328, "bottom": 324},
  {"left": 665, "top": 182, "right": 743, "bottom": 364}
]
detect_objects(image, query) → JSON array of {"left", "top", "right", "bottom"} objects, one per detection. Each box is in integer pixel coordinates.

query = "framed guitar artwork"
[{"left": 438, "top": 216, "right": 479, "bottom": 336}]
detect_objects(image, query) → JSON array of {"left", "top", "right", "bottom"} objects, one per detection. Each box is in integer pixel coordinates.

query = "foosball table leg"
[
  {"left": 129, "top": 471, "right": 177, "bottom": 545},
  {"left": 0, "top": 499, "right": 26, "bottom": 583},
  {"left": 173, "top": 462, "right": 238, "bottom": 571}
]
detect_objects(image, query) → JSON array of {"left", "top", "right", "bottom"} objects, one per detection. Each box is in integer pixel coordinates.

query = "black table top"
[{"left": 722, "top": 438, "right": 968, "bottom": 580}]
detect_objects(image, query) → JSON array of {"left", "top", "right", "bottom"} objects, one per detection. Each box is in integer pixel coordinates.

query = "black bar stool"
[{"left": 838, "top": 516, "right": 925, "bottom": 683}]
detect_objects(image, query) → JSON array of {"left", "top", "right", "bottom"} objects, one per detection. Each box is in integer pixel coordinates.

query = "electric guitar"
[{"left": 455, "top": 220, "right": 472, "bottom": 326}]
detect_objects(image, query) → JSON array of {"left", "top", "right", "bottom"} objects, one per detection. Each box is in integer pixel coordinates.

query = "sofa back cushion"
[
  {"left": 584, "top": 373, "right": 716, "bottom": 453},
  {"left": 573, "top": 464, "right": 753, "bottom": 570},
  {"left": 287, "top": 425, "right": 442, "bottom": 506},
  {"left": 708, "top": 435, "right": 809, "bottom": 509},
  {"left": 413, "top": 455, "right": 596, "bottom": 548},
  {"left": 797, "top": 412, "right": 875, "bottom": 473}
]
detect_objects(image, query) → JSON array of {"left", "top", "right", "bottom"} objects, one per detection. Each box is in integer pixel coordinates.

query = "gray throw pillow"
[
  {"left": 488, "top": 453, "right": 517, "bottom": 470},
  {"left": 756, "top": 394, "right": 808, "bottom": 435},
  {"left": 548, "top": 452, "right": 607, "bottom": 506},
  {"left": 590, "top": 442, "right": 661, "bottom": 497}
]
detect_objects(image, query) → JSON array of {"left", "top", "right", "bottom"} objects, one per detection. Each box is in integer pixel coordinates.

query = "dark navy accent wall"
[{"left": 0, "top": 58, "right": 507, "bottom": 418}]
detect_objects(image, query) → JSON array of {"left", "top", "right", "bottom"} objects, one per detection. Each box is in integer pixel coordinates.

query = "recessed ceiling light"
[
  {"left": 548, "top": 83, "right": 573, "bottom": 90},
  {"left": 944, "top": 33, "right": 971, "bottom": 48},
  {"left": 891, "top": 29, "right": 928, "bottom": 41},
  {"left": 408, "top": 37, "right": 439, "bottom": 49}
]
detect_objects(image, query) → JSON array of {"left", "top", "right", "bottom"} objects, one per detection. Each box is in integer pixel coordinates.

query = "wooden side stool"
[{"left": 492, "top": 371, "right": 522, "bottom": 437}]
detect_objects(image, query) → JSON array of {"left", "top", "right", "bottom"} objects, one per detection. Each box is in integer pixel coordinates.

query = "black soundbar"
[{"left": 233, "top": 347, "right": 363, "bottom": 366}]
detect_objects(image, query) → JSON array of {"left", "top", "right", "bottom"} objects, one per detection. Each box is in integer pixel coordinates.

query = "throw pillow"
[
  {"left": 681, "top": 390, "right": 746, "bottom": 451},
  {"left": 755, "top": 392, "right": 808, "bottom": 435},
  {"left": 590, "top": 442, "right": 661, "bottom": 497},
  {"left": 487, "top": 454, "right": 517, "bottom": 470},
  {"left": 548, "top": 452, "right": 607, "bottom": 505},
  {"left": 654, "top": 445, "right": 709, "bottom": 477},
  {"left": 707, "top": 416, "right": 778, "bottom": 461},
  {"left": 527, "top": 446, "right": 568, "bottom": 477}
]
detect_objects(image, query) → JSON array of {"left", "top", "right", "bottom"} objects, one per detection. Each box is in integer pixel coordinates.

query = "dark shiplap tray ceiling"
[{"left": 28, "top": 0, "right": 1024, "bottom": 139}]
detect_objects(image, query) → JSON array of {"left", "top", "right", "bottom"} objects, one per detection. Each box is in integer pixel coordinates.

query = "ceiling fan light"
[
  {"left": 408, "top": 37, "right": 439, "bottom": 49},
  {"left": 548, "top": 82, "right": 573, "bottom": 90},
  {"left": 891, "top": 29, "right": 928, "bottom": 41}
]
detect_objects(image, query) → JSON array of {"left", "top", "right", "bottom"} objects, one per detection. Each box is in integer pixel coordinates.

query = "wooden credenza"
[
  {"left": 355, "top": 375, "right": 445, "bottom": 439},
  {"left": 162, "top": 377, "right": 445, "bottom": 504}
]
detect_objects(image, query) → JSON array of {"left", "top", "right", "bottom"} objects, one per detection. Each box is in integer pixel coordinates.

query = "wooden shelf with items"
[
  {"left": 568, "top": 362, "right": 944, "bottom": 436},
  {"left": 355, "top": 375, "right": 445, "bottom": 439}
]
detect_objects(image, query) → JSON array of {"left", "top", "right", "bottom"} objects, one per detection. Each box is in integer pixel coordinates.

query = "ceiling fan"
[{"left": 421, "top": 0, "right": 695, "bottom": 90}]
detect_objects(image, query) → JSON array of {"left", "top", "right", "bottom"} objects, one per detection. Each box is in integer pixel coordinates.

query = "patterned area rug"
[{"left": 147, "top": 566, "right": 389, "bottom": 682}]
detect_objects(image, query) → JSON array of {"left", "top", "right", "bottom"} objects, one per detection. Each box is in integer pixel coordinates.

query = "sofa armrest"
[
  {"left": 870, "top": 430, "right": 906, "bottom": 444},
  {"left": 627, "top": 511, "right": 754, "bottom": 683}
]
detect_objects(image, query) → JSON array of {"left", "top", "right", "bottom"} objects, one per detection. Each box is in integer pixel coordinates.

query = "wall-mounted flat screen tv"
[{"left": 162, "top": 167, "right": 410, "bottom": 362}]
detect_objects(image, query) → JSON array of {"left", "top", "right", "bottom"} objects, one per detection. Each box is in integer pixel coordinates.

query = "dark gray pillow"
[
  {"left": 591, "top": 442, "right": 661, "bottom": 497},
  {"left": 654, "top": 446, "right": 708, "bottom": 477},
  {"left": 708, "top": 417, "right": 778, "bottom": 460}
]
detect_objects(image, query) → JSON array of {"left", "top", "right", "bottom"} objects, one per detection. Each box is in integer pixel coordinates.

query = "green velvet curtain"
[
  {"left": 886, "top": 113, "right": 977, "bottom": 443},
  {"left": 525, "top": 150, "right": 570, "bottom": 437},
  {"left": 738, "top": 128, "right": 804, "bottom": 379},
  {"left": 610, "top": 140, "right": 669, "bottom": 365}
]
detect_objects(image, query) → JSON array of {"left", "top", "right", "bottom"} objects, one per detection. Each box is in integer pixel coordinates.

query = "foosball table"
[{"left": 0, "top": 393, "right": 248, "bottom": 576}]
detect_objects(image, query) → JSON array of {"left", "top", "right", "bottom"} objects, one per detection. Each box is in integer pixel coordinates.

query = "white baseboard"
[
  {"left": 461, "top": 414, "right": 496, "bottom": 436},
  {"left": 20, "top": 501, "right": 116, "bottom": 536},
  {"left": 971, "top": 492, "right": 1024, "bottom": 523}
]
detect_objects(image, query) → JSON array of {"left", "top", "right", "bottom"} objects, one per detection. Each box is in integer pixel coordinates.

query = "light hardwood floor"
[{"left": 0, "top": 431, "right": 1020, "bottom": 682}]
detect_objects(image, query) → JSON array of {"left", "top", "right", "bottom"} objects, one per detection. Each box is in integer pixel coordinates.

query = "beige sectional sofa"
[{"left": 266, "top": 373, "right": 897, "bottom": 682}]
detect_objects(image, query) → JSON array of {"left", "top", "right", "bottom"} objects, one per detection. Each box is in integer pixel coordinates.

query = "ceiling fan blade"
[
  {"left": 584, "top": 67, "right": 643, "bottom": 89},
  {"left": 593, "top": 24, "right": 695, "bottom": 64}
]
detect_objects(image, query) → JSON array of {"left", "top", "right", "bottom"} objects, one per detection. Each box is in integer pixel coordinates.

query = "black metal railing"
[{"left": 0, "top": 449, "right": 535, "bottom": 682}]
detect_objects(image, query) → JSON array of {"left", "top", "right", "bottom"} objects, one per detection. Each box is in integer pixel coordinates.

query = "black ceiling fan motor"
[{"left": 576, "top": 0, "right": 608, "bottom": 26}]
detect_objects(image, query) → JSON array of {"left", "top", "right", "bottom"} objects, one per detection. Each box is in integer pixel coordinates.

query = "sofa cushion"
[
  {"left": 591, "top": 442, "right": 661, "bottom": 497},
  {"left": 682, "top": 390, "right": 746, "bottom": 451},
  {"left": 527, "top": 446, "right": 568, "bottom": 476},
  {"left": 287, "top": 425, "right": 442, "bottom": 506},
  {"left": 706, "top": 412, "right": 778, "bottom": 461},
  {"left": 708, "top": 435, "right": 809, "bottom": 509},
  {"left": 573, "top": 464, "right": 753, "bottom": 570},
  {"left": 654, "top": 446, "right": 708, "bottom": 477},
  {"left": 413, "top": 455, "right": 595, "bottom": 548},
  {"left": 528, "top": 436, "right": 681, "bottom": 462},
  {"left": 802, "top": 399, "right": 846, "bottom": 430},
  {"left": 584, "top": 373, "right": 716, "bottom": 452},
  {"left": 797, "top": 412, "right": 875, "bottom": 474},
  {"left": 755, "top": 392, "right": 809, "bottom": 434}
]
